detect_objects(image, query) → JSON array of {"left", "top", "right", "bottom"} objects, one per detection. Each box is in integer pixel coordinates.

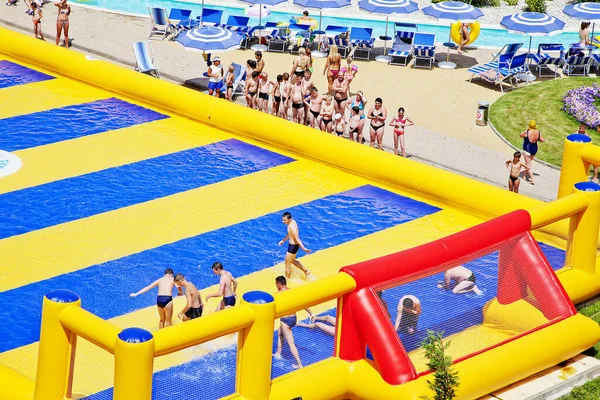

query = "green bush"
[
  {"left": 489, "top": 0, "right": 501, "bottom": 6},
  {"left": 505, "top": 0, "right": 519, "bottom": 6},
  {"left": 525, "top": 0, "right": 546, "bottom": 13},
  {"left": 421, "top": 330, "right": 460, "bottom": 400}
]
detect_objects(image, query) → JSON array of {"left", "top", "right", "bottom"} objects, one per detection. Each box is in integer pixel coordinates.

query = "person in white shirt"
[{"left": 207, "top": 57, "right": 224, "bottom": 97}]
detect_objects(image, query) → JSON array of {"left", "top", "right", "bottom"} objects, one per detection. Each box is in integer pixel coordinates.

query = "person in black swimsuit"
[
  {"left": 174, "top": 273, "right": 204, "bottom": 321},
  {"left": 278, "top": 211, "right": 311, "bottom": 278},
  {"left": 367, "top": 97, "right": 387, "bottom": 150}
]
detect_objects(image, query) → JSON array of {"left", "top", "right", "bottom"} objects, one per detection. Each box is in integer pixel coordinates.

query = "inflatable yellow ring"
[
  {"left": 593, "top": 36, "right": 600, "bottom": 48},
  {"left": 290, "top": 16, "right": 318, "bottom": 29},
  {"left": 450, "top": 21, "right": 480, "bottom": 46}
]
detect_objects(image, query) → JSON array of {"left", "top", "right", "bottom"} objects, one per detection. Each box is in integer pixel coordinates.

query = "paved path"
[{"left": 0, "top": 3, "right": 561, "bottom": 201}]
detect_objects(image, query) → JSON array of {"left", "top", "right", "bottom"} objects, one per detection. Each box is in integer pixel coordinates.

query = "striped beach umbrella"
[
  {"left": 422, "top": 1, "right": 484, "bottom": 69},
  {"left": 176, "top": 26, "right": 244, "bottom": 53},
  {"left": 358, "top": 0, "right": 420, "bottom": 63},
  {"left": 421, "top": 1, "right": 483, "bottom": 22},
  {"left": 293, "top": 0, "right": 352, "bottom": 57},
  {"left": 563, "top": 3, "right": 600, "bottom": 43},
  {"left": 500, "top": 12, "right": 566, "bottom": 37}
]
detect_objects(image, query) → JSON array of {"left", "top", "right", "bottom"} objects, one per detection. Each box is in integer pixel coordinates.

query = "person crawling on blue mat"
[
  {"left": 437, "top": 265, "right": 482, "bottom": 295},
  {"left": 394, "top": 295, "right": 421, "bottom": 335}
]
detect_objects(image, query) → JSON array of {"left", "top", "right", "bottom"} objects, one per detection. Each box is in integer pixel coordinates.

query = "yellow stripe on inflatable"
[
  {"left": 0, "top": 208, "right": 481, "bottom": 397},
  {"left": 451, "top": 21, "right": 480, "bottom": 46}
]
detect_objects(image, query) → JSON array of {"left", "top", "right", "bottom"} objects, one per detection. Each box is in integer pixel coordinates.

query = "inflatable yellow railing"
[{"left": 1, "top": 27, "right": 600, "bottom": 400}]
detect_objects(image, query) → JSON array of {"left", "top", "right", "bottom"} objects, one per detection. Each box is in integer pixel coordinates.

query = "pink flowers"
[{"left": 563, "top": 84, "right": 600, "bottom": 129}]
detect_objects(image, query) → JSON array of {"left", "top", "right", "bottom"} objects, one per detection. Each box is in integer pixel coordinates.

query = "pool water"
[{"left": 71, "top": 0, "right": 582, "bottom": 49}]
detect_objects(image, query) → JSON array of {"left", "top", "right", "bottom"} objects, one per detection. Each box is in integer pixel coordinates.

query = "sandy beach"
[{"left": 0, "top": 2, "right": 561, "bottom": 201}]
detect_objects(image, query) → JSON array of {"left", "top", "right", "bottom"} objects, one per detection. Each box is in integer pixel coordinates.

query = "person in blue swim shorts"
[
  {"left": 273, "top": 276, "right": 315, "bottom": 369},
  {"left": 206, "top": 261, "right": 238, "bottom": 311},
  {"left": 130, "top": 268, "right": 181, "bottom": 329},
  {"left": 278, "top": 211, "right": 311, "bottom": 279},
  {"left": 207, "top": 56, "right": 223, "bottom": 97}
]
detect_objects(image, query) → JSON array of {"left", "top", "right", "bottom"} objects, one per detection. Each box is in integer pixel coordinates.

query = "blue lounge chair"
[
  {"left": 411, "top": 32, "right": 436, "bottom": 69},
  {"left": 168, "top": 8, "right": 192, "bottom": 39},
  {"left": 491, "top": 43, "right": 523, "bottom": 61},
  {"left": 287, "top": 23, "right": 313, "bottom": 54},
  {"left": 220, "top": 16, "right": 251, "bottom": 48},
  {"left": 132, "top": 41, "right": 160, "bottom": 78},
  {"left": 469, "top": 52, "right": 528, "bottom": 93},
  {"left": 265, "top": 28, "right": 289, "bottom": 53},
  {"left": 350, "top": 27, "right": 375, "bottom": 60},
  {"left": 147, "top": 7, "right": 173, "bottom": 40},
  {"left": 389, "top": 26, "right": 418, "bottom": 66},
  {"left": 564, "top": 55, "right": 593, "bottom": 76},
  {"left": 529, "top": 44, "right": 565, "bottom": 78},
  {"left": 196, "top": 8, "right": 224, "bottom": 27},
  {"left": 324, "top": 25, "right": 350, "bottom": 57}
]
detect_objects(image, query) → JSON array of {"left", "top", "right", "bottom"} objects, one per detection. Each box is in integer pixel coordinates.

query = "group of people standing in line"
[{"left": 207, "top": 48, "right": 416, "bottom": 157}]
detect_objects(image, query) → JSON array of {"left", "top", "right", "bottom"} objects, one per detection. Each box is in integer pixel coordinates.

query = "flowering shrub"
[{"left": 562, "top": 84, "right": 600, "bottom": 128}]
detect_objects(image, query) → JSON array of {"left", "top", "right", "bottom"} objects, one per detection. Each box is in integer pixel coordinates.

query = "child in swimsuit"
[
  {"left": 320, "top": 96, "right": 335, "bottom": 133},
  {"left": 31, "top": 2, "right": 45, "bottom": 41},
  {"left": 258, "top": 72, "right": 272, "bottom": 114},
  {"left": 305, "top": 87, "right": 325, "bottom": 129},
  {"left": 272, "top": 75, "right": 283, "bottom": 117},
  {"left": 279, "top": 73, "right": 291, "bottom": 120},
  {"left": 389, "top": 107, "right": 414, "bottom": 157},
  {"left": 245, "top": 71, "right": 260, "bottom": 109},
  {"left": 224, "top": 64, "right": 235, "bottom": 101},
  {"left": 348, "top": 106, "right": 361, "bottom": 142},
  {"left": 506, "top": 151, "right": 529, "bottom": 193},
  {"left": 290, "top": 76, "right": 306, "bottom": 124}
]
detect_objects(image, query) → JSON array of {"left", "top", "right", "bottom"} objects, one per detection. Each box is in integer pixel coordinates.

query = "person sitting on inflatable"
[{"left": 295, "top": 10, "right": 314, "bottom": 26}]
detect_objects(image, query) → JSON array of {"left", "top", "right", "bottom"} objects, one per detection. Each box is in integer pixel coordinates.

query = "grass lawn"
[
  {"left": 489, "top": 78, "right": 600, "bottom": 167},
  {"left": 557, "top": 302, "right": 600, "bottom": 399}
]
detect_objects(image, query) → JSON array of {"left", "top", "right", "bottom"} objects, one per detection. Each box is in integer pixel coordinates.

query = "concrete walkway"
[{"left": 0, "top": 3, "right": 561, "bottom": 201}]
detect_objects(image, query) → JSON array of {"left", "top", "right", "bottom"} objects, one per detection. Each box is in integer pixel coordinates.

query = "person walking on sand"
[
  {"left": 394, "top": 295, "right": 421, "bottom": 334},
  {"left": 174, "top": 273, "right": 204, "bottom": 321},
  {"left": 278, "top": 211, "right": 311, "bottom": 278},
  {"left": 55, "top": 0, "right": 71, "bottom": 49},
  {"left": 31, "top": 2, "right": 45, "bottom": 41},
  {"left": 206, "top": 261, "right": 238, "bottom": 311},
  {"left": 437, "top": 265, "right": 482, "bottom": 295},
  {"left": 457, "top": 23, "right": 471, "bottom": 54},
  {"left": 130, "top": 268, "right": 181, "bottom": 329},
  {"left": 506, "top": 151, "right": 529, "bottom": 193},
  {"left": 273, "top": 276, "right": 315, "bottom": 369},
  {"left": 520, "top": 120, "right": 545, "bottom": 185},
  {"left": 323, "top": 44, "right": 342, "bottom": 95},
  {"left": 389, "top": 107, "right": 414, "bottom": 157}
]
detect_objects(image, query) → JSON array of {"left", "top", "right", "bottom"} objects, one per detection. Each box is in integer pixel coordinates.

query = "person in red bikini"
[{"left": 389, "top": 107, "right": 414, "bottom": 157}]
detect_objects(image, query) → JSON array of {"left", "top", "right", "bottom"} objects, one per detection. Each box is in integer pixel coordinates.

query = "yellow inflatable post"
[
  {"left": 33, "top": 290, "right": 80, "bottom": 400},
  {"left": 558, "top": 134, "right": 592, "bottom": 199},
  {"left": 113, "top": 328, "right": 154, "bottom": 400},
  {"left": 450, "top": 21, "right": 480, "bottom": 47},
  {"left": 237, "top": 291, "right": 276, "bottom": 400},
  {"left": 568, "top": 181, "right": 600, "bottom": 275}
]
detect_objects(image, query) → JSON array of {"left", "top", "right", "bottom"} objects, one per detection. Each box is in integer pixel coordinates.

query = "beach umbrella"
[
  {"left": 563, "top": 3, "right": 600, "bottom": 43},
  {"left": 293, "top": 0, "right": 352, "bottom": 57},
  {"left": 421, "top": 1, "right": 484, "bottom": 69},
  {"left": 500, "top": 12, "right": 565, "bottom": 54},
  {"left": 358, "top": 0, "right": 419, "bottom": 63},
  {"left": 241, "top": 0, "right": 287, "bottom": 51},
  {"left": 176, "top": 25, "right": 244, "bottom": 53}
]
